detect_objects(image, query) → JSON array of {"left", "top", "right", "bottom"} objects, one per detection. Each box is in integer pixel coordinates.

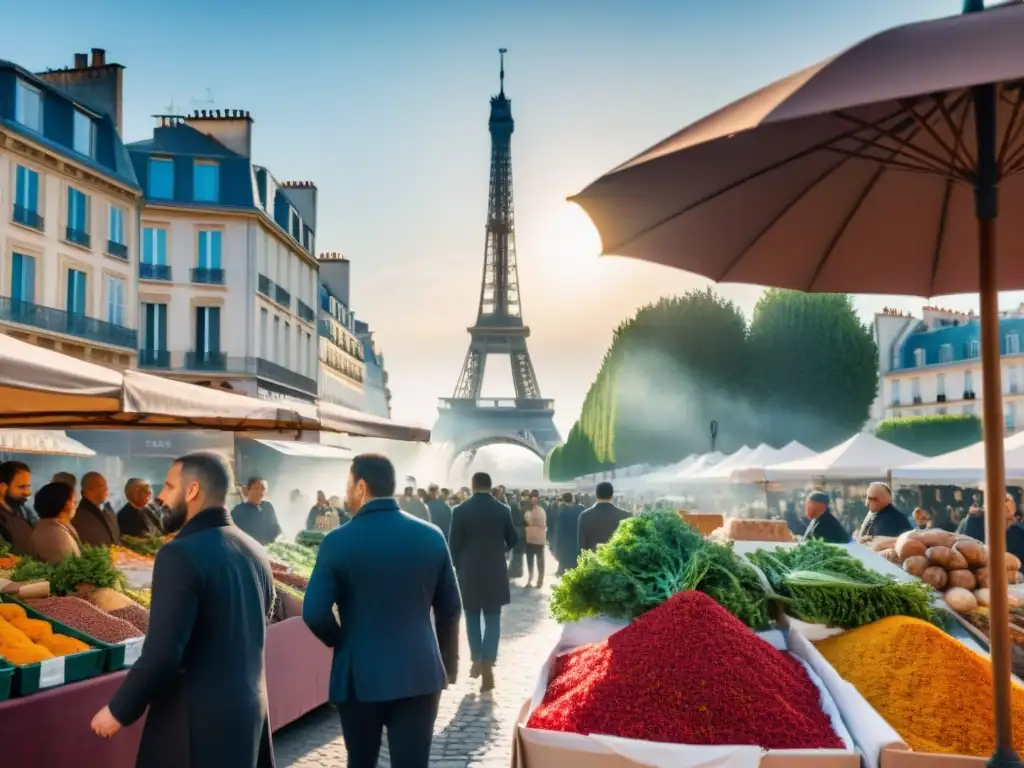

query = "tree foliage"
[
  {"left": 547, "top": 288, "right": 879, "bottom": 481},
  {"left": 875, "top": 414, "right": 982, "bottom": 457}
]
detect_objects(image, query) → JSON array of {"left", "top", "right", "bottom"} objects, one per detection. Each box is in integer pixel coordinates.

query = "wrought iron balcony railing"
[
  {"left": 138, "top": 349, "right": 170, "bottom": 368},
  {"left": 185, "top": 351, "right": 228, "bottom": 371},
  {"left": 191, "top": 268, "right": 225, "bottom": 285},
  {"left": 140, "top": 263, "right": 172, "bottom": 281},
  {"left": 13, "top": 204, "right": 44, "bottom": 231},
  {"left": 107, "top": 241, "right": 128, "bottom": 260},
  {"left": 0, "top": 297, "right": 136, "bottom": 348},
  {"left": 65, "top": 226, "right": 91, "bottom": 249}
]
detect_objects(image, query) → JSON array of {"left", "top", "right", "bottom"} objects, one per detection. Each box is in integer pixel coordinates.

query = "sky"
[{"left": 1, "top": 0, "right": 1004, "bottom": 462}]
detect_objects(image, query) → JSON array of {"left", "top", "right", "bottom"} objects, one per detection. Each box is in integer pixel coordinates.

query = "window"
[
  {"left": 937, "top": 374, "right": 946, "bottom": 398},
  {"left": 911, "top": 377, "right": 921, "bottom": 401},
  {"left": 1008, "top": 402, "right": 1018, "bottom": 432},
  {"left": 297, "top": 324, "right": 304, "bottom": 375},
  {"left": 142, "top": 227, "right": 167, "bottom": 265},
  {"left": 66, "top": 269, "right": 87, "bottom": 315},
  {"left": 105, "top": 276, "right": 126, "bottom": 326},
  {"left": 197, "top": 230, "right": 222, "bottom": 268},
  {"left": 289, "top": 208, "right": 301, "bottom": 240},
  {"left": 10, "top": 253, "right": 36, "bottom": 304},
  {"left": 1012, "top": 365, "right": 1021, "bottom": 394},
  {"left": 66, "top": 186, "right": 90, "bottom": 235},
  {"left": 284, "top": 321, "right": 291, "bottom": 367},
  {"left": 14, "top": 165, "right": 39, "bottom": 217},
  {"left": 14, "top": 79, "right": 42, "bottom": 132},
  {"left": 256, "top": 168, "right": 268, "bottom": 210},
  {"left": 260, "top": 308, "right": 269, "bottom": 358},
  {"left": 939, "top": 344, "right": 953, "bottom": 363},
  {"left": 966, "top": 339, "right": 980, "bottom": 358},
  {"left": 73, "top": 110, "right": 95, "bottom": 158},
  {"left": 148, "top": 158, "right": 174, "bottom": 199},
  {"left": 1009, "top": 334, "right": 1021, "bottom": 355},
  {"left": 305, "top": 332, "right": 312, "bottom": 377},
  {"left": 141, "top": 303, "right": 168, "bottom": 352},
  {"left": 273, "top": 316, "right": 281, "bottom": 362},
  {"left": 965, "top": 369, "right": 975, "bottom": 394},
  {"left": 195, "top": 306, "right": 221, "bottom": 356},
  {"left": 913, "top": 348, "right": 926, "bottom": 367},
  {"left": 193, "top": 162, "right": 219, "bottom": 202},
  {"left": 108, "top": 205, "right": 125, "bottom": 246}
]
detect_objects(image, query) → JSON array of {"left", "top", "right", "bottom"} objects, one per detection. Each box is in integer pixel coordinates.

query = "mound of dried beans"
[
  {"left": 109, "top": 603, "right": 150, "bottom": 634},
  {"left": 527, "top": 590, "right": 844, "bottom": 749},
  {"left": 27, "top": 597, "right": 143, "bottom": 644}
]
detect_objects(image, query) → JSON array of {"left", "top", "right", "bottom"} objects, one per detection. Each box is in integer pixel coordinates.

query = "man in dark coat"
[
  {"left": 399, "top": 486, "right": 431, "bottom": 522},
  {"left": 117, "top": 478, "right": 164, "bottom": 538},
  {"left": 555, "top": 492, "right": 585, "bottom": 575},
  {"left": 426, "top": 484, "right": 452, "bottom": 541},
  {"left": 231, "top": 477, "right": 282, "bottom": 546},
  {"left": 303, "top": 454, "right": 460, "bottom": 768},
  {"left": 92, "top": 452, "right": 275, "bottom": 768},
  {"left": 578, "top": 482, "right": 631, "bottom": 554},
  {"left": 74, "top": 471, "right": 121, "bottom": 546},
  {"left": 802, "top": 491, "right": 851, "bottom": 544},
  {"left": 856, "top": 482, "right": 913, "bottom": 540},
  {"left": 449, "top": 472, "right": 518, "bottom": 693}
]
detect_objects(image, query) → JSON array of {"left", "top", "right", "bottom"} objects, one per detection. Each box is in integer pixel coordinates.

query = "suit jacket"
[
  {"left": 0, "top": 504, "right": 34, "bottom": 555},
  {"left": 449, "top": 493, "right": 518, "bottom": 611},
  {"left": 957, "top": 512, "right": 986, "bottom": 541},
  {"left": 578, "top": 501, "right": 631, "bottom": 554},
  {"left": 399, "top": 496, "right": 432, "bottom": 523},
  {"left": 556, "top": 504, "right": 585, "bottom": 569},
  {"left": 108, "top": 507, "right": 275, "bottom": 768},
  {"left": 426, "top": 499, "right": 453, "bottom": 541},
  {"left": 72, "top": 499, "right": 120, "bottom": 547},
  {"left": 802, "top": 510, "right": 851, "bottom": 544},
  {"left": 28, "top": 519, "right": 81, "bottom": 564},
  {"left": 230, "top": 501, "right": 282, "bottom": 546},
  {"left": 117, "top": 503, "right": 164, "bottom": 539},
  {"left": 857, "top": 504, "right": 913, "bottom": 540},
  {"left": 302, "top": 498, "right": 461, "bottom": 704}
]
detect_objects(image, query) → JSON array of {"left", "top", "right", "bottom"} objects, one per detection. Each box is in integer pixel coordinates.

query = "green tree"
[
  {"left": 745, "top": 290, "right": 877, "bottom": 450},
  {"left": 876, "top": 414, "right": 981, "bottom": 457}
]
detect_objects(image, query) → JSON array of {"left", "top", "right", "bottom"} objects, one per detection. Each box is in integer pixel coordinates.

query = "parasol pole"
[{"left": 966, "top": 0, "right": 1019, "bottom": 761}]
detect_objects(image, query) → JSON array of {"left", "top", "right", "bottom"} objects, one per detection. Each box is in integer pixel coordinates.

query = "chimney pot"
[
  {"left": 216, "top": 109, "right": 222, "bottom": 118},
  {"left": 74, "top": 53, "right": 88, "bottom": 69},
  {"left": 90, "top": 48, "right": 106, "bottom": 67}
]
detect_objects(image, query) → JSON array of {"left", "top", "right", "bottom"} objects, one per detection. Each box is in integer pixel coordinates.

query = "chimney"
[
  {"left": 35, "top": 49, "right": 125, "bottom": 134},
  {"left": 281, "top": 181, "right": 318, "bottom": 232},
  {"left": 318, "top": 253, "right": 351, "bottom": 308},
  {"left": 183, "top": 109, "right": 253, "bottom": 158}
]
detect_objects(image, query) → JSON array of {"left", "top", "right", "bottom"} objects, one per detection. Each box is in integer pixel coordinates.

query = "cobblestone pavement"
[{"left": 274, "top": 554, "right": 563, "bottom": 767}]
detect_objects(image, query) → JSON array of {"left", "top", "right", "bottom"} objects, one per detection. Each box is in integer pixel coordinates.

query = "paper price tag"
[
  {"left": 38, "top": 656, "right": 66, "bottom": 689},
  {"left": 121, "top": 637, "right": 144, "bottom": 666}
]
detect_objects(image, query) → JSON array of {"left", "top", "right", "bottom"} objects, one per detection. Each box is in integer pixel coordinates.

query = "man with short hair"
[
  {"left": 399, "top": 485, "right": 431, "bottom": 523},
  {"left": 0, "top": 461, "right": 34, "bottom": 552},
  {"left": 426, "top": 484, "right": 452, "bottom": 541},
  {"left": 303, "top": 454, "right": 461, "bottom": 768},
  {"left": 73, "top": 471, "right": 120, "bottom": 547},
  {"left": 117, "top": 479, "right": 163, "bottom": 538},
  {"left": 857, "top": 482, "right": 913, "bottom": 540},
  {"left": 231, "top": 477, "right": 282, "bottom": 545},
  {"left": 92, "top": 452, "right": 276, "bottom": 768},
  {"left": 555, "top": 492, "right": 585, "bottom": 575},
  {"left": 802, "top": 491, "right": 850, "bottom": 544},
  {"left": 51, "top": 471, "right": 77, "bottom": 491},
  {"left": 449, "top": 472, "right": 518, "bottom": 693},
  {"left": 578, "top": 482, "right": 630, "bottom": 554}
]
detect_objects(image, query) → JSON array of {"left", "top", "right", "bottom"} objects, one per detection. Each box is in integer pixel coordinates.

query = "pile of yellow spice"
[{"left": 816, "top": 615, "right": 1024, "bottom": 756}]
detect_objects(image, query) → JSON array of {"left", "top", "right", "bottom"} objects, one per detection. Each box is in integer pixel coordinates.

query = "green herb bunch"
[
  {"left": 12, "top": 546, "right": 127, "bottom": 595},
  {"left": 550, "top": 512, "right": 770, "bottom": 629}
]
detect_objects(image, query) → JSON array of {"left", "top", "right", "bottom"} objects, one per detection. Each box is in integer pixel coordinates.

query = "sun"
[{"left": 535, "top": 202, "right": 605, "bottom": 285}]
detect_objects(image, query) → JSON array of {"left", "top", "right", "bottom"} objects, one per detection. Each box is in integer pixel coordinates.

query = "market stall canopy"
[
  {"left": 731, "top": 441, "right": 816, "bottom": 482},
  {"left": 890, "top": 430, "right": 1024, "bottom": 486},
  {"left": 317, "top": 401, "right": 431, "bottom": 443},
  {"left": 765, "top": 432, "right": 924, "bottom": 481},
  {"left": 638, "top": 454, "right": 699, "bottom": 483},
  {"left": 672, "top": 451, "right": 725, "bottom": 480},
  {"left": 243, "top": 438, "right": 353, "bottom": 460},
  {"left": 686, "top": 445, "right": 757, "bottom": 483},
  {"left": 0, "top": 430, "right": 95, "bottom": 457}
]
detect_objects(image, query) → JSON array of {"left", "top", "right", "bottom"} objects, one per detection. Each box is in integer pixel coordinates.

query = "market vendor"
[
  {"left": 856, "top": 482, "right": 912, "bottom": 540},
  {"left": 802, "top": 491, "right": 850, "bottom": 544},
  {"left": 231, "top": 476, "right": 282, "bottom": 546},
  {"left": 0, "top": 460, "right": 35, "bottom": 553},
  {"left": 27, "top": 481, "right": 82, "bottom": 564},
  {"left": 117, "top": 478, "right": 164, "bottom": 538}
]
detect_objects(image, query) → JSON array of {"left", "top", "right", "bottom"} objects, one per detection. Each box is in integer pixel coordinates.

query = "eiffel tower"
[{"left": 433, "top": 49, "right": 561, "bottom": 466}]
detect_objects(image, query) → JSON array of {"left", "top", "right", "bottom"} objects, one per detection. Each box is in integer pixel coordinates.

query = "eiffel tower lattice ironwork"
[{"left": 433, "top": 49, "right": 562, "bottom": 465}]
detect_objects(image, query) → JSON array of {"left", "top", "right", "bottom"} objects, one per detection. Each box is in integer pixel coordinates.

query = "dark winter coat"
[
  {"left": 577, "top": 501, "right": 631, "bottom": 554},
  {"left": 856, "top": 504, "right": 913, "bottom": 539},
  {"left": 803, "top": 510, "right": 851, "bottom": 544},
  {"left": 73, "top": 498, "right": 120, "bottom": 547},
  {"left": 555, "top": 503, "right": 585, "bottom": 569},
  {"left": 426, "top": 499, "right": 453, "bottom": 541},
  {"left": 449, "top": 492, "right": 518, "bottom": 611}
]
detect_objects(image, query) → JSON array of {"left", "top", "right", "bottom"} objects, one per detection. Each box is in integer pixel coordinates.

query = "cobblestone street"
[{"left": 274, "top": 557, "right": 562, "bottom": 767}]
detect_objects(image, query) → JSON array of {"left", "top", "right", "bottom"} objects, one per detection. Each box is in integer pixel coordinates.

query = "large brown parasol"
[{"left": 571, "top": 1, "right": 1024, "bottom": 763}]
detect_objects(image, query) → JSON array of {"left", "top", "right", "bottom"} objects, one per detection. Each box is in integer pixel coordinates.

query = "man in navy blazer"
[{"left": 302, "top": 454, "right": 462, "bottom": 768}]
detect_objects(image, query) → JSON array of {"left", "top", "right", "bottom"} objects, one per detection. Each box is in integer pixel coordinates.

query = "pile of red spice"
[{"left": 527, "top": 590, "right": 844, "bottom": 749}]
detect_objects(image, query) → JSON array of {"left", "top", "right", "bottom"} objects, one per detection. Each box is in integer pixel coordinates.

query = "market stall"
[{"left": 763, "top": 432, "right": 926, "bottom": 483}]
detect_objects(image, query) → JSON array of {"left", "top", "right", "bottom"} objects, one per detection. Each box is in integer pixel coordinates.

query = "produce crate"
[
  {"left": 0, "top": 660, "right": 13, "bottom": 702},
  {"left": 1, "top": 595, "right": 107, "bottom": 695}
]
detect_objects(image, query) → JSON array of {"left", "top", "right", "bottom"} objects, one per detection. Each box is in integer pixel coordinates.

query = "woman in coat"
[{"left": 28, "top": 482, "right": 82, "bottom": 564}]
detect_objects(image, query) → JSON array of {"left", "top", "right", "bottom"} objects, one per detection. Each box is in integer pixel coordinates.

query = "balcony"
[
  {"left": 0, "top": 297, "right": 136, "bottom": 348},
  {"left": 12, "top": 204, "right": 44, "bottom": 231},
  {"left": 191, "top": 267, "right": 225, "bottom": 285},
  {"left": 258, "top": 274, "right": 274, "bottom": 297},
  {"left": 138, "top": 349, "right": 170, "bottom": 368},
  {"left": 185, "top": 351, "right": 228, "bottom": 371},
  {"left": 140, "top": 263, "right": 172, "bottom": 281},
  {"left": 65, "top": 226, "right": 91, "bottom": 249},
  {"left": 275, "top": 285, "right": 291, "bottom": 308},
  {"left": 107, "top": 241, "right": 128, "bottom": 260},
  {"left": 256, "top": 357, "right": 316, "bottom": 394},
  {"left": 297, "top": 300, "right": 315, "bottom": 323}
]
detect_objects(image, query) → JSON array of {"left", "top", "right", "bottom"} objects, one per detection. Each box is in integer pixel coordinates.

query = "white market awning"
[
  {"left": 250, "top": 440, "right": 353, "bottom": 460},
  {"left": 0, "top": 430, "right": 95, "bottom": 457},
  {"left": 765, "top": 432, "right": 925, "bottom": 482}
]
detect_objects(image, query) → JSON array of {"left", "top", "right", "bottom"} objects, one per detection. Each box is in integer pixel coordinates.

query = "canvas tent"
[
  {"left": 731, "top": 441, "right": 816, "bottom": 483},
  {"left": 764, "top": 432, "right": 925, "bottom": 482},
  {"left": 686, "top": 445, "right": 757, "bottom": 483},
  {"left": 890, "top": 430, "right": 1024, "bottom": 486}
]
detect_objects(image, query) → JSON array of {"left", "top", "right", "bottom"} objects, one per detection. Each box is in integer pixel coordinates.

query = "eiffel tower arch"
[{"left": 433, "top": 50, "right": 562, "bottom": 469}]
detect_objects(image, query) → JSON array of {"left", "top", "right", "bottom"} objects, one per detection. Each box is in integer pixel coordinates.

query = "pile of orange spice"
[{"left": 816, "top": 616, "right": 1024, "bottom": 756}]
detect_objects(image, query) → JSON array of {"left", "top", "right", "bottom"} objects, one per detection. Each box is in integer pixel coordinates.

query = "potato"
[
  {"left": 868, "top": 536, "right": 899, "bottom": 552},
  {"left": 925, "top": 546, "right": 957, "bottom": 568},
  {"left": 945, "top": 586, "right": 979, "bottom": 614},
  {"left": 947, "top": 569, "right": 978, "bottom": 590},
  {"left": 896, "top": 536, "right": 928, "bottom": 562},
  {"left": 976, "top": 567, "right": 990, "bottom": 589},
  {"left": 921, "top": 566, "right": 949, "bottom": 590},
  {"left": 881, "top": 548, "right": 901, "bottom": 565},
  {"left": 919, "top": 529, "right": 958, "bottom": 549},
  {"left": 903, "top": 555, "right": 930, "bottom": 577},
  {"left": 1007, "top": 553, "right": 1022, "bottom": 572},
  {"left": 975, "top": 588, "right": 991, "bottom": 607},
  {"left": 953, "top": 540, "right": 988, "bottom": 568}
]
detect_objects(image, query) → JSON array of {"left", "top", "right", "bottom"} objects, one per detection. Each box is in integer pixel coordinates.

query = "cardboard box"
[{"left": 511, "top": 620, "right": 861, "bottom": 768}]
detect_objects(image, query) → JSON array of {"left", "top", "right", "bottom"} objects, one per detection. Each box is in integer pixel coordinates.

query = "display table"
[{"left": 0, "top": 617, "right": 331, "bottom": 765}]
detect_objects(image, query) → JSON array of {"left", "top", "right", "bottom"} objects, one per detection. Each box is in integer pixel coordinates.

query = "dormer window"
[
  {"left": 193, "top": 161, "right": 220, "bottom": 203},
  {"left": 289, "top": 208, "right": 301, "bottom": 241},
  {"left": 913, "top": 348, "right": 925, "bottom": 367},
  {"left": 149, "top": 157, "right": 174, "bottom": 199},
  {"left": 73, "top": 109, "right": 95, "bottom": 158},
  {"left": 14, "top": 79, "right": 43, "bottom": 133}
]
